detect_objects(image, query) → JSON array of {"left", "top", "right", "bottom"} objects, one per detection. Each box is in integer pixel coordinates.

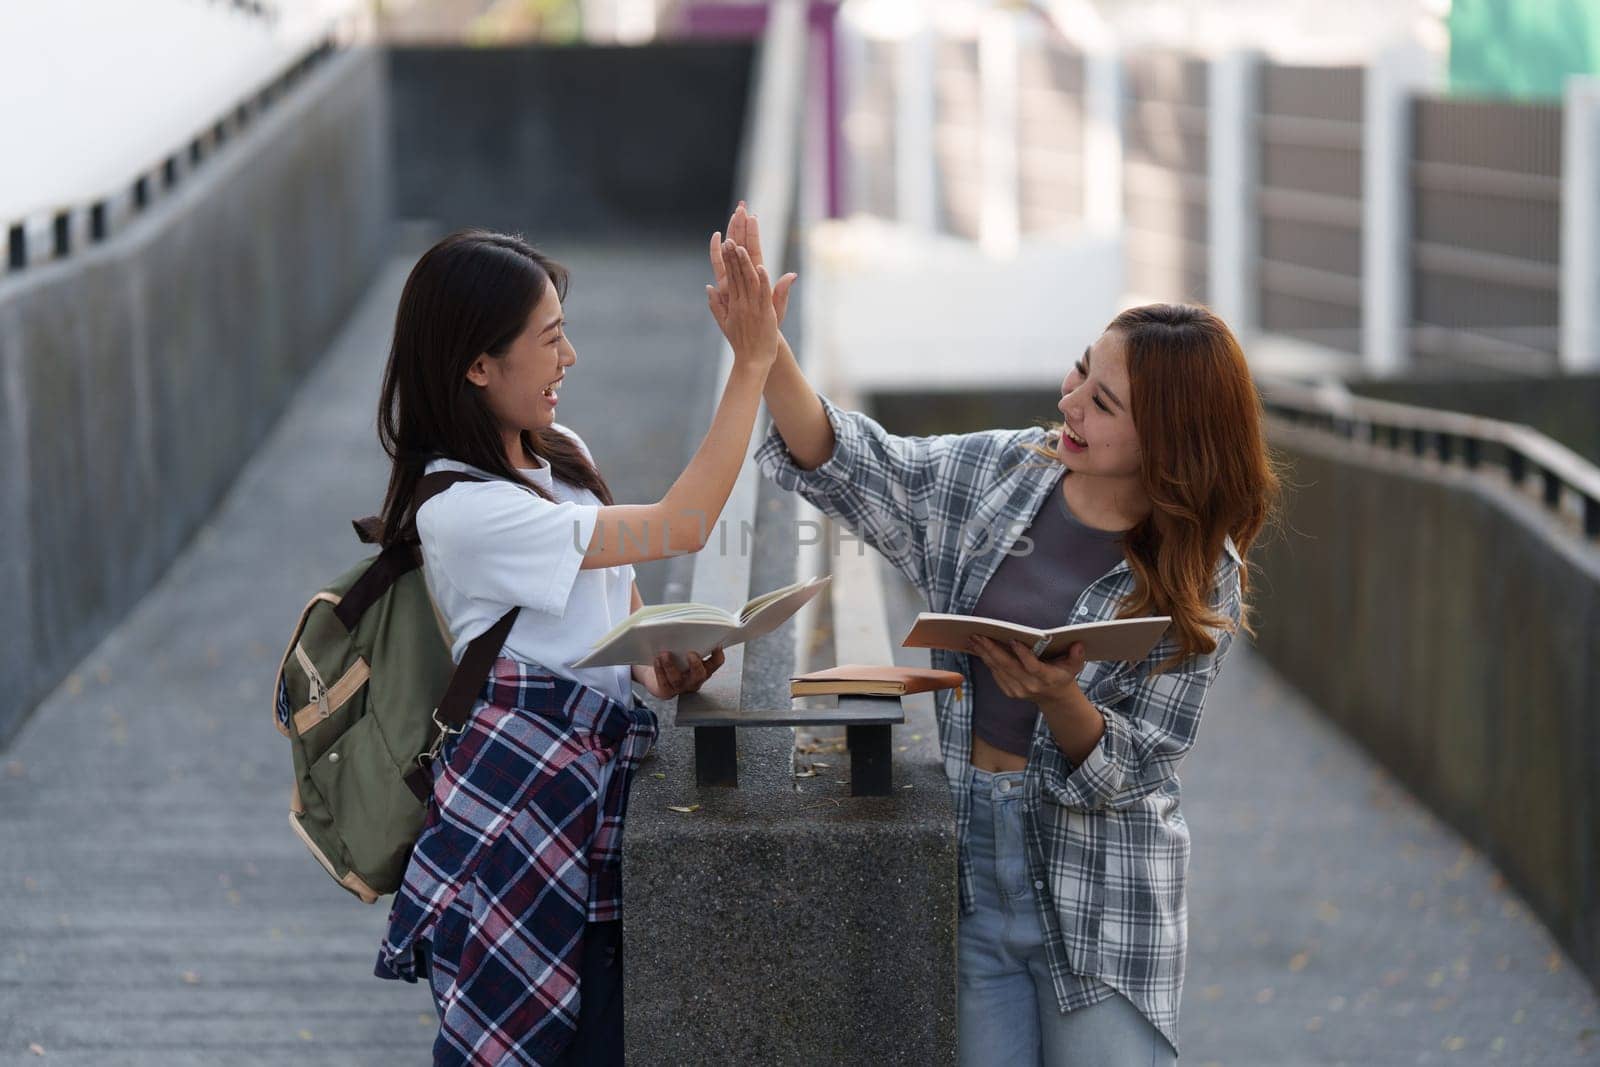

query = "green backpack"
[{"left": 272, "top": 471, "right": 518, "bottom": 902}]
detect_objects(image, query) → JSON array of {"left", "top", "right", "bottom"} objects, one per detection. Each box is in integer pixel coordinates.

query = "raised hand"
[
  {"left": 709, "top": 201, "right": 798, "bottom": 325},
  {"left": 705, "top": 238, "right": 779, "bottom": 372}
]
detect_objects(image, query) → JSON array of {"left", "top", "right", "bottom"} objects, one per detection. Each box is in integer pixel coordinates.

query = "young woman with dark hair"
[
  {"left": 371, "top": 228, "right": 780, "bottom": 1065},
  {"left": 718, "top": 204, "right": 1282, "bottom": 1065}
]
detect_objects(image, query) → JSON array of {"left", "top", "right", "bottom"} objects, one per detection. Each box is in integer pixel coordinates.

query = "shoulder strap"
[
  {"left": 402, "top": 606, "right": 521, "bottom": 803},
  {"left": 351, "top": 469, "right": 492, "bottom": 546}
]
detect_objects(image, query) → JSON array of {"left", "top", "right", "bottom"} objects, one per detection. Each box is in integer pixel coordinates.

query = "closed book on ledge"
[
  {"left": 901, "top": 613, "right": 1171, "bottom": 662},
  {"left": 790, "top": 664, "right": 965, "bottom": 699}
]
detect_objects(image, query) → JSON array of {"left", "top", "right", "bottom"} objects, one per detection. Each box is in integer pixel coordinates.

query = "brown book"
[
  {"left": 790, "top": 664, "right": 965, "bottom": 699},
  {"left": 902, "top": 612, "right": 1171, "bottom": 662}
]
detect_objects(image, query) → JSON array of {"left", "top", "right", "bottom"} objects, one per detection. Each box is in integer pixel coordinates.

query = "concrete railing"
[
  {"left": 1260, "top": 377, "right": 1600, "bottom": 539},
  {"left": 0, "top": 45, "right": 392, "bottom": 745},
  {"left": 622, "top": 2, "right": 957, "bottom": 1061},
  {"left": 1249, "top": 382, "right": 1600, "bottom": 991}
]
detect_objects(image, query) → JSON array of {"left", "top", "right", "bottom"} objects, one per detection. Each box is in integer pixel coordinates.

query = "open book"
[
  {"left": 568, "top": 575, "right": 831, "bottom": 669},
  {"left": 902, "top": 613, "right": 1171, "bottom": 662}
]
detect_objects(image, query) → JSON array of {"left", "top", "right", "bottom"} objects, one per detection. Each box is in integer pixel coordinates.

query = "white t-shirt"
[{"left": 415, "top": 424, "right": 637, "bottom": 706}]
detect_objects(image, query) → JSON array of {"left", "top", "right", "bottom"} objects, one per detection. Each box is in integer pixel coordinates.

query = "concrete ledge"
[
  {"left": 623, "top": 467, "right": 958, "bottom": 1065},
  {"left": 1251, "top": 419, "right": 1600, "bottom": 989},
  {"left": 0, "top": 46, "right": 391, "bottom": 744}
]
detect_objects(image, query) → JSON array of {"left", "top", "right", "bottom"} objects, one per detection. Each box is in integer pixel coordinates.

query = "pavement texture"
[
  {"left": 878, "top": 561, "right": 1600, "bottom": 1066},
  {"left": 2, "top": 237, "right": 1597, "bottom": 1065},
  {"left": 0, "top": 238, "right": 716, "bottom": 1065}
]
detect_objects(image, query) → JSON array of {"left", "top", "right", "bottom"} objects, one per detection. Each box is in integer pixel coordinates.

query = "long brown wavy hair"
[
  {"left": 1027, "top": 303, "right": 1284, "bottom": 674},
  {"left": 375, "top": 230, "right": 614, "bottom": 547}
]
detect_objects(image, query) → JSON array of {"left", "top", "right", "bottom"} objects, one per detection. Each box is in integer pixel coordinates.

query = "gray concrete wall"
[
  {"left": 1250, "top": 422, "right": 1600, "bottom": 988},
  {"left": 387, "top": 43, "right": 753, "bottom": 238},
  {"left": 0, "top": 46, "right": 392, "bottom": 744}
]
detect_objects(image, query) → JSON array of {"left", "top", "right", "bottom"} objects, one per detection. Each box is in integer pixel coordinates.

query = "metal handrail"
[
  {"left": 1259, "top": 377, "right": 1600, "bottom": 539},
  {"left": 3, "top": 33, "right": 341, "bottom": 276},
  {"left": 674, "top": 0, "right": 907, "bottom": 796}
]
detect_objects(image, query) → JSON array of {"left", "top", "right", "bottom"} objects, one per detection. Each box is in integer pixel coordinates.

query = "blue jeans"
[{"left": 959, "top": 767, "right": 1179, "bottom": 1066}]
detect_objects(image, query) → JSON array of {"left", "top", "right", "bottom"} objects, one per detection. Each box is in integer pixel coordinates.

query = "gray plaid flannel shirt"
[{"left": 755, "top": 394, "right": 1243, "bottom": 1055}]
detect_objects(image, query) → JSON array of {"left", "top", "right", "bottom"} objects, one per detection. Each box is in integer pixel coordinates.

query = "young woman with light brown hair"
[{"left": 715, "top": 204, "right": 1282, "bottom": 1065}]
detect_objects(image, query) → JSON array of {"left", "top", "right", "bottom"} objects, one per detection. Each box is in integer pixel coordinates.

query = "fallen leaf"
[
  {"left": 298, "top": 1030, "right": 313, "bottom": 1041},
  {"left": 651, "top": 772, "right": 666, "bottom": 780},
  {"left": 27, "top": 1044, "right": 44, "bottom": 1056},
  {"left": 181, "top": 971, "right": 200, "bottom": 985},
  {"left": 1289, "top": 951, "right": 1309, "bottom": 973},
  {"left": 667, "top": 805, "right": 701, "bottom": 814},
  {"left": 812, "top": 762, "right": 830, "bottom": 769},
  {"left": 794, "top": 769, "right": 817, "bottom": 779}
]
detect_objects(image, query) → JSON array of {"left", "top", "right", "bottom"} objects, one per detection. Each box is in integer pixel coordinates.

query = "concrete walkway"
[
  {"left": 872, "top": 528, "right": 1600, "bottom": 1063},
  {"left": 0, "top": 240, "right": 715, "bottom": 1065},
  {"left": 2, "top": 239, "right": 1597, "bottom": 1065}
]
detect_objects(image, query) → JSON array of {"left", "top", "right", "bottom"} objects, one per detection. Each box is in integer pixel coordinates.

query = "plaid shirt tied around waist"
[
  {"left": 754, "top": 394, "right": 1244, "bottom": 1057},
  {"left": 375, "top": 656, "right": 658, "bottom": 1066}
]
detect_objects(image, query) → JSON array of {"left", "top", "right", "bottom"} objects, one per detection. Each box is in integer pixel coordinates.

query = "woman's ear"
[{"left": 464, "top": 354, "right": 491, "bottom": 388}]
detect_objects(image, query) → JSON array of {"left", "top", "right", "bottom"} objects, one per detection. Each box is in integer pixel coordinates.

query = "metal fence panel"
[
  {"left": 1122, "top": 52, "right": 1209, "bottom": 303},
  {"left": 1256, "top": 64, "right": 1364, "bottom": 353},
  {"left": 1409, "top": 96, "right": 1563, "bottom": 371},
  {"left": 1017, "top": 34, "right": 1085, "bottom": 235},
  {"left": 934, "top": 35, "right": 982, "bottom": 240},
  {"left": 846, "top": 36, "right": 899, "bottom": 221}
]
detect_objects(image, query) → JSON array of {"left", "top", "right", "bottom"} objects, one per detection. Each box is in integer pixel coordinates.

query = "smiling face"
[
  {"left": 1055, "top": 329, "right": 1141, "bottom": 477},
  {"left": 464, "top": 281, "right": 574, "bottom": 454}
]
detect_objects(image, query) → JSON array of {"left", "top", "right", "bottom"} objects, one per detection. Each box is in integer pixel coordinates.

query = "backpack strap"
[
  {"left": 338, "top": 471, "right": 492, "bottom": 631},
  {"left": 402, "top": 606, "right": 521, "bottom": 803},
  {"left": 392, "top": 469, "right": 526, "bottom": 804}
]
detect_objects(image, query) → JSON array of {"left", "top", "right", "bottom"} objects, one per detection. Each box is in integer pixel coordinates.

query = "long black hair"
[{"left": 375, "top": 229, "right": 614, "bottom": 546}]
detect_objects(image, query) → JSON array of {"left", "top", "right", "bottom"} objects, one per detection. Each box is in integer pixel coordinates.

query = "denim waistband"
[{"left": 970, "top": 765, "right": 1025, "bottom": 802}]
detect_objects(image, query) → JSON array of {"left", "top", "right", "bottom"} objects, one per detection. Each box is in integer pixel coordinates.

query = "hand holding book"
[{"left": 569, "top": 575, "right": 830, "bottom": 669}]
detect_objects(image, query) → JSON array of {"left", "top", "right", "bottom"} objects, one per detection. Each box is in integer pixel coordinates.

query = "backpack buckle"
[{"left": 421, "top": 708, "right": 465, "bottom": 765}]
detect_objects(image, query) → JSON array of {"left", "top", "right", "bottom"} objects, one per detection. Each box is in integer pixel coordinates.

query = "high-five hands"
[
  {"left": 708, "top": 200, "right": 799, "bottom": 326},
  {"left": 705, "top": 229, "right": 780, "bottom": 372}
]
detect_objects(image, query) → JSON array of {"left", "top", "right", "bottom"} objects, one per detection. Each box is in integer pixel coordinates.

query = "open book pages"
[
  {"left": 568, "top": 575, "right": 831, "bottom": 669},
  {"left": 902, "top": 613, "right": 1172, "bottom": 662}
]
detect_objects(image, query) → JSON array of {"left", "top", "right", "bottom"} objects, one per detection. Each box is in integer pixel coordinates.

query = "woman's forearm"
[
  {"left": 658, "top": 362, "right": 770, "bottom": 545},
  {"left": 763, "top": 333, "right": 836, "bottom": 471},
  {"left": 583, "top": 364, "right": 768, "bottom": 568},
  {"left": 1038, "top": 685, "right": 1108, "bottom": 766}
]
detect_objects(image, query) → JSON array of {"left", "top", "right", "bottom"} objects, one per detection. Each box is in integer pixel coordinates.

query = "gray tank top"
[{"left": 970, "top": 471, "right": 1127, "bottom": 757}]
